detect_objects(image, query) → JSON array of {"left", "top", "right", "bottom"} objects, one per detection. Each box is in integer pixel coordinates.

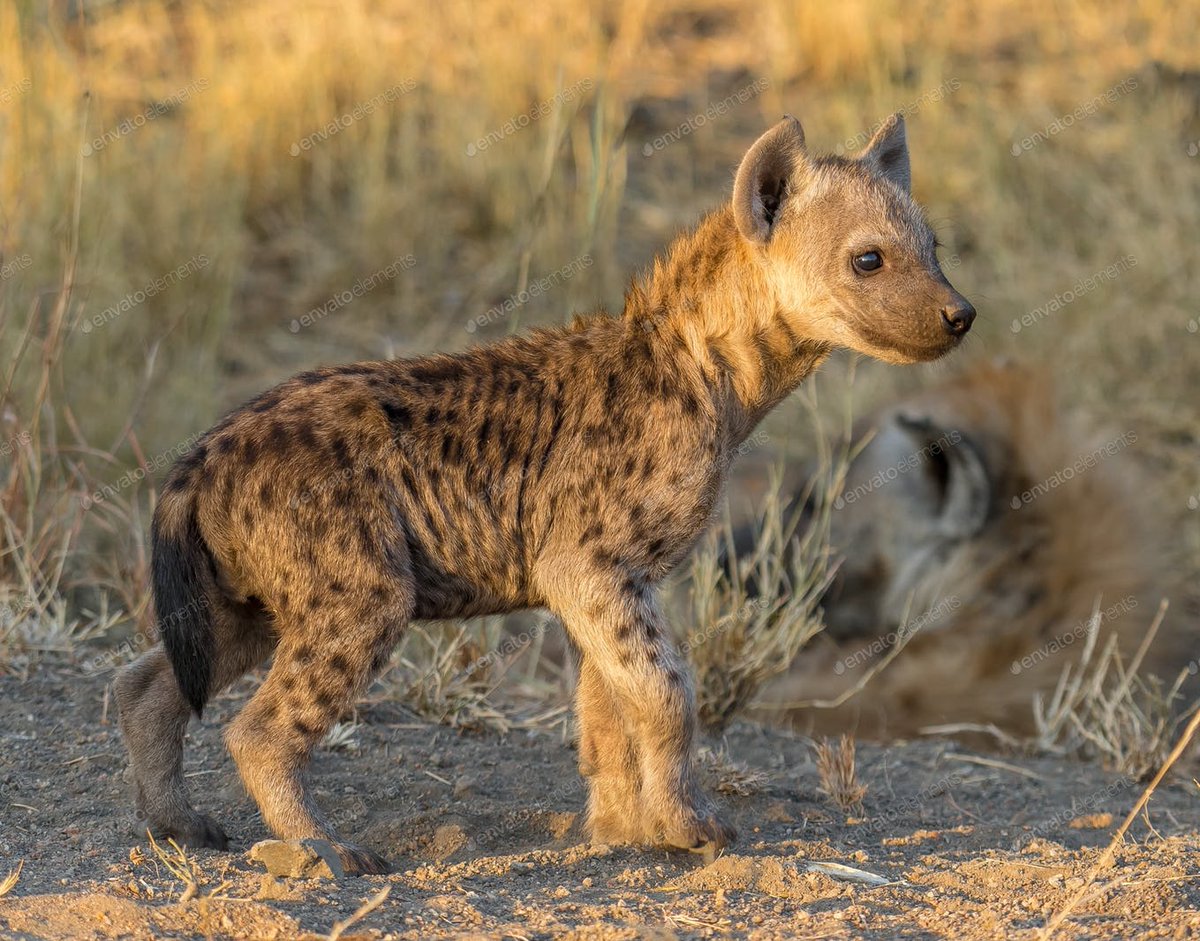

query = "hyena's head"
[{"left": 732, "top": 113, "right": 974, "bottom": 363}]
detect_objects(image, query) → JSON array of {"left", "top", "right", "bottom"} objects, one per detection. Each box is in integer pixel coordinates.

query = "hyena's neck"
[{"left": 622, "top": 207, "right": 831, "bottom": 441}]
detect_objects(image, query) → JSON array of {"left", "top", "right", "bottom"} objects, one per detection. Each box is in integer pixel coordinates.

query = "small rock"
[
  {"left": 453, "top": 776, "right": 477, "bottom": 799},
  {"left": 431, "top": 824, "right": 469, "bottom": 861},
  {"left": 249, "top": 839, "right": 345, "bottom": 879},
  {"left": 553, "top": 885, "right": 569, "bottom": 898},
  {"left": 1068, "top": 812, "right": 1114, "bottom": 830},
  {"left": 255, "top": 874, "right": 294, "bottom": 900}
]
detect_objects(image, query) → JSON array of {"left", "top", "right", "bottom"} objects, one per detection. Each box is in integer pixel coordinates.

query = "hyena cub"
[{"left": 115, "top": 113, "right": 974, "bottom": 874}]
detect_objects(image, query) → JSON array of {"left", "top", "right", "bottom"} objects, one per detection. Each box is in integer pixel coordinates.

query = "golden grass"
[
  {"left": 680, "top": 462, "right": 835, "bottom": 733},
  {"left": 814, "top": 734, "right": 868, "bottom": 816},
  {"left": 1, "top": 2, "right": 1197, "bottom": 741},
  {"left": 1033, "top": 599, "right": 1199, "bottom": 780}
]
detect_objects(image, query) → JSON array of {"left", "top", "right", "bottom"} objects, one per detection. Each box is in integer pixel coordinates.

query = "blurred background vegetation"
[{"left": 1, "top": 0, "right": 1197, "bottom": 678}]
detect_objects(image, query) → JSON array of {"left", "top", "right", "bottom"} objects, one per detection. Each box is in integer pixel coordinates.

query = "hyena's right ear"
[{"left": 733, "top": 116, "right": 807, "bottom": 243}]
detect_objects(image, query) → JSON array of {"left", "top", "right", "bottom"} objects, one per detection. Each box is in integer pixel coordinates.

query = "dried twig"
[{"left": 1040, "top": 705, "right": 1200, "bottom": 938}]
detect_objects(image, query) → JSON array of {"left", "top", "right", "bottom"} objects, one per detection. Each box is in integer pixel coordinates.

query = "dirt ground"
[{"left": 1, "top": 662, "right": 1198, "bottom": 940}]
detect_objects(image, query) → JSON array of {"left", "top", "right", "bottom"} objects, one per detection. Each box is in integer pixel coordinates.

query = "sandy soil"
[{"left": 2, "top": 662, "right": 1198, "bottom": 940}]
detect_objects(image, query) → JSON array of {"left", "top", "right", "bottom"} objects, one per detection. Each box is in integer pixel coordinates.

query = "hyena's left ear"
[
  {"left": 859, "top": 113, "right": 911, "bottom": 194},
  {"left": 733, "top": 116, "right": 807, "bottom": 243}
]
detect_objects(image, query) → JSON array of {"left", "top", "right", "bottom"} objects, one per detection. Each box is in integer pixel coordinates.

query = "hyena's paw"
[
  {"left": 652, "top": 802, "right": 736, "bottom": 859},
  {"left": 588, "top": 803, "right": 645, "bottom": 846},
  {"left": 138, "top": 810, "right": 230, "bottom": 851},
  {"left": 332, "top": 841, "right": 392, "bottom": 876},
  {"left": 585, "top": 777, "right": 645, "bottom": 846}
]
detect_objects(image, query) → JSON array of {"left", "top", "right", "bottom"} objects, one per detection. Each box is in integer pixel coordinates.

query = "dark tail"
[{"left": 152, "top": 504, "right": 217, "bottom": 717}]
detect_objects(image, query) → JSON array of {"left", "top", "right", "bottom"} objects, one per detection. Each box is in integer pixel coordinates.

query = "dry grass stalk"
[
  {"left": 321, "top": 720, "right": 363, "bottom": 752},
  {"left": 1039, "top": 704, "right": 1200, "bottom": 939},
  {"left": 0, "top": 105, "right": 120, "bottom": 665},
  {"left": 698, "top": 744, "right": 769, "bottom": 797},
  {"left": 327, "top": 887, "right": 392, "bottom": 941},
  {"left": 377, "top": 619, "right": 512, "bottom": 733},
  {"left": 814, "top": 734, "right": 868, "bottom": 814},
  {"left": 814, "top": 734, "right": 868, "bottom": 815},
  {"left": 1032, "top": 599, "right": 1197, "bottom": 779},
  {"left": 145, "top": 833, "right": 201, "bottom": 902},
  {"left": 0, "top": 859, "right": 22, "bottom": 898},
  {"left": 682, "top": 461, "right": 837, "bottom": 733}
]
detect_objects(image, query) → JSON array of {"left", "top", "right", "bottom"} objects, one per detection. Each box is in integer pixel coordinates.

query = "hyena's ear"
[
  {"left": 859, "top": 113, "right": 911, "bottom": 194},
  {"left": 894, "top": 413, "right": 990, "bottom": 539},
  {"left": 732, "top": 116, "right": 807, "bottom": 243}
]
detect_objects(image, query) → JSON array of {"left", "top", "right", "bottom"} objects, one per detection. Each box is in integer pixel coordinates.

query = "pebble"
[{"left": 248, "top": 839, "right": 345, "bottom": 879}]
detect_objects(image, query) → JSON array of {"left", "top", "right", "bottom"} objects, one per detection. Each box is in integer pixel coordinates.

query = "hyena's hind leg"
[
  {"left": 115, "top": 600, "right": 275, "bottom": 848},
  {"left": 224, "top": 585, "right": 413, "bottom": 875}
]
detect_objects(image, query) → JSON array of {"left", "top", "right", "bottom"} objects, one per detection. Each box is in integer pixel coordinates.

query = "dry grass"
[
  {"left": 699, "top": 743, "right": 770, "bottom": 798},
  {"left": 814, "top": 734, "right": 868, "bottom": 816},
  {"left": 1, "top": 1, "right": 1196, "bottom": 746},
  {"left": 375, "top": 619, "right": 513, "bottom": 733},
  {"left": 1032, "top": 599, "right": 1198, "bottom": 780},
  {"left": 144, "top": 833, "right": 202, "bottom": 902},
  {"left": 0, "top": 860, "right": 21, "bottom": 899},
  {"left": 681, "top": 464, "right": 835, "bottom": 733}
]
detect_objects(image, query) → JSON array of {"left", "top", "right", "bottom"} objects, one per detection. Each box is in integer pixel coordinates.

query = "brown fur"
[
  {"left": 756, "top": 360, "right": 1188, "bottom": 740},
  {"left": 114, "top": 113, "right": 973, "bottom": 873}
]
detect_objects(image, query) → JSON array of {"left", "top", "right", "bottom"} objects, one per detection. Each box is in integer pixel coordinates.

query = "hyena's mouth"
[{"left": 853, "top": 324, "right": 964, "bottom": 365}]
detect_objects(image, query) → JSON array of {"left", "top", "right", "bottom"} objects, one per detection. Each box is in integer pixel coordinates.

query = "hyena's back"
[{"left": 154, "top": 314, "right": 718, "bottom": 713}]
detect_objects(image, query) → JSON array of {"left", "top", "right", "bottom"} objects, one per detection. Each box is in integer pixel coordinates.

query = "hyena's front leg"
[{"left": 547, "top": 570, "right": 735, "bottom": 854}]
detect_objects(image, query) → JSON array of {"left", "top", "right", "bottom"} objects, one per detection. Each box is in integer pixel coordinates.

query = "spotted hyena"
[
  {"left": 747, "top": 360, "right": 1189, "bottom": 739},
  {"left": 115, "top": 112, "right": 974, "bottom": 873}
]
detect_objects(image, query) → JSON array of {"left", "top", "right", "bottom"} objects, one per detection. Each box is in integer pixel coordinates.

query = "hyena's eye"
[{"left": 852, "top": 251, "right": 884, "bottom": 275}]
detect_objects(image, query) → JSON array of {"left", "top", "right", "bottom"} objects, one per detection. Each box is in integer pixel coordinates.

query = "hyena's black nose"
[{"left": 941, "top": 298, "right": 976, "bottom": 336}]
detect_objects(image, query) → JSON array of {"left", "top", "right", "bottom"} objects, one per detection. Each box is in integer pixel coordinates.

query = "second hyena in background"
[
  {"left": 115, "top": 112, "right": 974, "bottom": 873},
  {"left": 751, "top": 360, "right": 1191, "bottom": 739}
]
